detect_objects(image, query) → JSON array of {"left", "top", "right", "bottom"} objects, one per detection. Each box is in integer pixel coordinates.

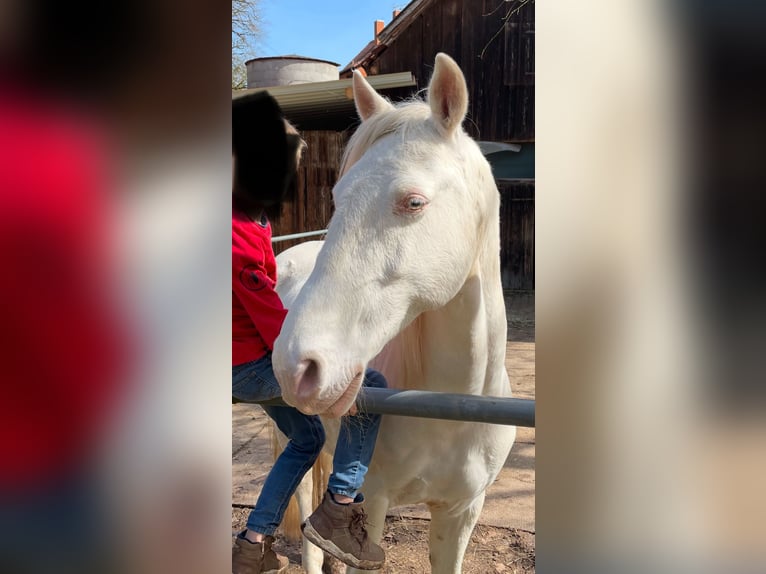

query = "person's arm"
[{"left": 232, "top": 242, "right": 287, "bottom": 351}]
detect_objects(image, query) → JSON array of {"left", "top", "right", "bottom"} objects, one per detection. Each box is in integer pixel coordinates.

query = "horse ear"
[
  {"left": 353, "top": 69, "right": 393, "bottom": 121},
  {"left": 428, "top": 53, "right": 468, "bottom": 136}
]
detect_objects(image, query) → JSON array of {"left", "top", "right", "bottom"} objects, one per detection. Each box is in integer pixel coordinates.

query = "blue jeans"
[{"left": 233, "top": 353, "right": 386, "bottom": 536}]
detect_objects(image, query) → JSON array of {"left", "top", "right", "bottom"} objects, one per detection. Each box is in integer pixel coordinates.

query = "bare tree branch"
[
  {"left": 480, "top": 0, "right": 534, "bottom": 60},
  {"left": 232, "top": 0, "right": 262, "bottom": 89}
]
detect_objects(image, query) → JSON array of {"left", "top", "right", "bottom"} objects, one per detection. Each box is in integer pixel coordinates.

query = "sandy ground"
[
  {"left": 232, "top": 509, "right": 534, "bottom": 574},
  {"left": 233, "top": 292, "right": 535, "bottom": 573}
]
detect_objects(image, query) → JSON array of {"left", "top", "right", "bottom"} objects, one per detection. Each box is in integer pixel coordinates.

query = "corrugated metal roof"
[{"left": 232, "top": 71, "right": 416, "bottom": 130}]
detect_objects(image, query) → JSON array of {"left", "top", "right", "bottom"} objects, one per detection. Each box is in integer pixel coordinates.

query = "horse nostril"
[{"left": 295, "top": 359, "right": 320, "bottom": 401}]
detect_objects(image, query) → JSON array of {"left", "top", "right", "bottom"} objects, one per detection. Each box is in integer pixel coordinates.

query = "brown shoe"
[
  {"left": 232, "top": 533, "right": 288, "bottom": 574},
  {"left": 301, "top": 493, "right": 385, "bottom": 570}
]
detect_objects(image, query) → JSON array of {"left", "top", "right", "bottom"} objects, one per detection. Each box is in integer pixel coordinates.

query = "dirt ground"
[
  {"left": 233, "top": 291, "right": 534, "bottom": 573},
  {"left": 231, "top": 509, "right": 535, "bottom": 574}
]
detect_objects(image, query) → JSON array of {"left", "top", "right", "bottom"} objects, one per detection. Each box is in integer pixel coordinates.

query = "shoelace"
[{"left": 349, "top": 509, "right": 370, "bottom": 542}]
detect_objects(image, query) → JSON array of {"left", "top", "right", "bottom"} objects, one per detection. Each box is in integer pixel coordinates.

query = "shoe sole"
[
  {"left": 301, "top": 521, "right": 384, "bottom": 571},
  {"left": 233, "top": 564, "right": 285, "bottom": 574},
  {"left": 233, "top": 562, "right": 286, "bottom": 574}
]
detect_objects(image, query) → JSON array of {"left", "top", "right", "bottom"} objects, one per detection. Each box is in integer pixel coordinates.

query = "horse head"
[{"left": 273, "top": 53, "right": 498, "bottom": 416}]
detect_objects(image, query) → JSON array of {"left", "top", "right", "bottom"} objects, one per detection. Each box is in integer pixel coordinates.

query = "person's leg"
[
  {"left": 232, "top": 355, "right": 326, "bottom": 540},
  {"left": 327, "top": 368, "right": 387, "bottom": 501},
  {"left": 233, "top": 356, "right": 325, "bottom": 573},
  {"left": 232, "top": 354, "right": 283, "bottom": 404},
  {"left": 244, "top": 403, "right": 325, "bottom": 538},
  {"left": 300, "top": 369, "right": 388, "bottom": 569}
]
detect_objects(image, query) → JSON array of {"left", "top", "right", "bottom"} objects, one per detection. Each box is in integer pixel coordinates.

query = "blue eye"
[{"left": 395, "top": 192, "right": 429, "bottom": 215}]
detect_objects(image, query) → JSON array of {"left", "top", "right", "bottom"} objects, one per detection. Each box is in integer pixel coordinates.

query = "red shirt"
[{"left": 232, "top": 210, "right": 288, "bottom": 365}]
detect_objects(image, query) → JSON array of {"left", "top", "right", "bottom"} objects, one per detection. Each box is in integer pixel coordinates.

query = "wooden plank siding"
[
  {"left": 369, "top": 0, "right": 534, "bottom": 142},
  {"left": 270, "top": 131, "right": 345, "bottom": 255},
  {"left": 498, "top": 181, "right": 534, "bottom": 290}
]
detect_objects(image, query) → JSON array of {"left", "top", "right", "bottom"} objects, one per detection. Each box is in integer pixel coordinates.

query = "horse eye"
[{"left": 398, "top": 193, "right": 428, "bottom": 215}]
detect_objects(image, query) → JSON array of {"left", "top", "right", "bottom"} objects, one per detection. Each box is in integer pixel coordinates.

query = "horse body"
[{"left": 273, "top": 53, "right": 516, "bottom": 574}]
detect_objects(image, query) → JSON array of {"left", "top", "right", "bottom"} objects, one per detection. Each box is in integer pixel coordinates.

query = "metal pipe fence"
[
  {"left": 238, "top": 388, "right": 535, "bottom": 428},
  {"left": 271, "top": 229, "right": 328, "bottom": 243}
]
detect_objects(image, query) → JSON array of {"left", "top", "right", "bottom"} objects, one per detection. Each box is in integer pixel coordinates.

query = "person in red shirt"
[{"left": 232, "top": 93, "right": 386, "bottom": 573}]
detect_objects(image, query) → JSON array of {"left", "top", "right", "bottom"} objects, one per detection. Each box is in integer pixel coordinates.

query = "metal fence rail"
[
  {"left": 272, "top": 229, "right": 328, "bottom": 243},
  {"left": 240, "top": 388, "right": 535, "bottom": 428}
]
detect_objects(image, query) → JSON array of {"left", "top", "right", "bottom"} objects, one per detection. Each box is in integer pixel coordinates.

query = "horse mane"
[
  {"left": 340, "top": 99, "right": 432, "bottom": 177},
  {"left": 396, "top": 314, "right": 426, "bottom": 389},
  {"left": 369, "top": 313, "right": 426, "bottom": 391}
]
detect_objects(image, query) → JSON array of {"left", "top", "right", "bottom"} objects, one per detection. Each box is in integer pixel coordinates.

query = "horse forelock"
[
  {"left": 337, "top": 93, "right": 500, "bottom": 283},
  {"left": 340, "top": 100, "right": 432, "bottom": 177}
]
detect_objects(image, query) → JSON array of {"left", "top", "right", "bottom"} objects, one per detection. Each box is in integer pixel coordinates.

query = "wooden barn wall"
[
  {"left": 368, "top": 0, "right": 534, "bottom": 142},
  {"left": 499, "top": 181, "right": 534, "bottom": 290},
  {"left": 270, "top": 130, "right": 345, "bottom": 255}
]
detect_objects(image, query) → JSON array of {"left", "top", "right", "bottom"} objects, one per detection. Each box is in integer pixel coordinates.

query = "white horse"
[{"left": 272, "top": 53, "right": 516, "bottom": 574}]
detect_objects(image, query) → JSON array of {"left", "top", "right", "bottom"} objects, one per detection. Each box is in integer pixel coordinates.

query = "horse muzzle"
[{"left": 274, "top": 349, "right": 365, "bottom": 417}]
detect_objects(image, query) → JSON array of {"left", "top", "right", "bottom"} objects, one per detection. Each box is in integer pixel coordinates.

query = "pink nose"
[{"left": 294, "top": 358, "right": 321, "bottom": 402}]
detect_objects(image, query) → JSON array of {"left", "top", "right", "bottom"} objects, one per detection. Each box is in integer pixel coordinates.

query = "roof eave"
[{"left": 340, "top": 0, "right": 437, "bottom": 74}]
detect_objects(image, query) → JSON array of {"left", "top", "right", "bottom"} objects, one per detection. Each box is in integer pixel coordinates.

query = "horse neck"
[{"left": 372, "top": 196, "right": 509, "bottom": 397}]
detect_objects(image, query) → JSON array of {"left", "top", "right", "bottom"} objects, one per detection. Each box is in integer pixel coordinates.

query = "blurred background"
[
  {"left": 0, "top": 0, "right": 764, "bottom": 572},
  {"left": 537, "top": 0, "right": 766, "bottom": 572},
  {"left": 1, "top": 1, "right": 231, "bottom": 573}
]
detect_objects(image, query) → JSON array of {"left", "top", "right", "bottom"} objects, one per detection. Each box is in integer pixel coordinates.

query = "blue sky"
[{"left": 256, "top": 0, "right": 406, "bottom": 68}]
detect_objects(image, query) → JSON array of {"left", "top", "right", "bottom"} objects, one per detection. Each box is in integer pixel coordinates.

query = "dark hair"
[{"left": 232, "top": 92, "right": 301, "bottom": 219}]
